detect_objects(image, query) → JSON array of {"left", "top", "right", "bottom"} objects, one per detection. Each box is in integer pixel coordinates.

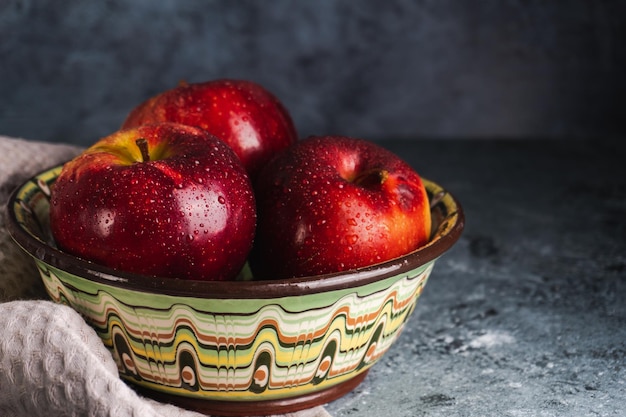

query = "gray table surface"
[{"left": 325, "top": 139, "right": 625, "bottom": 417}]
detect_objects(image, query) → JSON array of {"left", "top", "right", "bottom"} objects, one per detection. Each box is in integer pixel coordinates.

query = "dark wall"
[{"left": 1, "top": 0, "right": 624, "bottom": 145}]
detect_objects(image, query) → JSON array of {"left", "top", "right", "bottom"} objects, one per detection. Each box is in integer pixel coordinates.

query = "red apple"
[
  {"left": 121, "top": 79, "right": 298, "bottom": 179},
  {"left": 49, "top": 123, "right": 256, "bottom": 281},
  {"left": 250, "top": 135, "right": 431, "bottom": 280}
]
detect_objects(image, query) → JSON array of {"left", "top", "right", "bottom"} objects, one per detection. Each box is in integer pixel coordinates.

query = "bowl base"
[{"left": 132, "top": 371, "right": 369, "bottom": 416}]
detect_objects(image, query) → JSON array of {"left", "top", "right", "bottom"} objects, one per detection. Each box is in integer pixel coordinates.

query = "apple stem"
[
  {"left": 136, "top": 138, "right": 150, "bottom": 162},
  {"left": 378, "top": 169, "right": 389, "bottom": 184},
  {"left": 354, "top": 169, "right": 389, "bottom": 188}
]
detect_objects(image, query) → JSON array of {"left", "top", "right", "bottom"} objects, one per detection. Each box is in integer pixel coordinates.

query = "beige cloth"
[{"left": 0, "top": 135, "right": 331, "bottom": 417}]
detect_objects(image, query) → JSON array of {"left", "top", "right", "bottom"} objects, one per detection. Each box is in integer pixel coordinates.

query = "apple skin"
[
  {"left": 49, "top": 123, "right": 256, "bottom": 281},
  {"left": 249, "top": 135, "right": 432, "bottom": 280},
  {"left": 121, "top": 79, "right": 298, "bottom": 179}
]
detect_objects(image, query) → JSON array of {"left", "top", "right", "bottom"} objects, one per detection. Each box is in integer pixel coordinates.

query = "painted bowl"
[{"left": 7, "top": 164, "right": 464, "bottom": 416}]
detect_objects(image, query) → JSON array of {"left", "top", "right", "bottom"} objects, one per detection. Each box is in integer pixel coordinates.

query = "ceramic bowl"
[{"left": 7, "top": 164, "right": 464, "bottom": 416}]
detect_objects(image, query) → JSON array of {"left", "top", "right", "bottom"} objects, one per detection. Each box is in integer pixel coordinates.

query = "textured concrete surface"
[
  {"left": 325, "top": 139, "right": 626, "bottom": 416},
  {"left": 1, "top": 0, "right": 625, "bottom": 145}
]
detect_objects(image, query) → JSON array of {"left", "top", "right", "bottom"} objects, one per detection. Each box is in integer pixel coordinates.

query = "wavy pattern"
[{"left": 37, "top": 260, "right": 434, "bottom": 401}]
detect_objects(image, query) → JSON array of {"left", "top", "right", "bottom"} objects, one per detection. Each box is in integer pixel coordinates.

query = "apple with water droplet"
[
  {"left": 250, "top": 135, "right": 432, "bottom": 279},
  {"left": 49, "top": 122, "right": 256, "bottom": 281},
  {"left": 121, "top": 79, "right": 298, "bottom": 179}
]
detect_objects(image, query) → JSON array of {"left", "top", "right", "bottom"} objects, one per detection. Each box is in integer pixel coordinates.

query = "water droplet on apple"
[
  {"left": 346, "top": 234, "right": 359, "bottom": 245},
  {"left": 218, "top": 196, "right": 226, "bottom": 204},
  {"left": 347, "top": 218, "right": 357, "bottom": 226},
  {"left": 187, "top": 234, "right": 194, "bottom": 242}
]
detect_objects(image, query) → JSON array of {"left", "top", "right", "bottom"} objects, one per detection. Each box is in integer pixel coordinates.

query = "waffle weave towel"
[{"left": 0, "top": 135, "right": 331, "bottom": 417}]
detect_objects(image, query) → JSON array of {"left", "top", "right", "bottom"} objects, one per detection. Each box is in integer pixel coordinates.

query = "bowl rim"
[{"left": 7, "top": 163, "right": 464, "bottom": 299}]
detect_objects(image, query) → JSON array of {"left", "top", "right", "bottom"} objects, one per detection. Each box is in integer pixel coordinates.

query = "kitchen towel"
[{"left": 0, "top": 135, "right": 332, "bottom": 417}]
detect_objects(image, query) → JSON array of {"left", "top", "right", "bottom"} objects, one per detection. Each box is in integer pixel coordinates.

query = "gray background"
[{"left": 1, "top": 0, "right": 624, "bottom": 146}]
